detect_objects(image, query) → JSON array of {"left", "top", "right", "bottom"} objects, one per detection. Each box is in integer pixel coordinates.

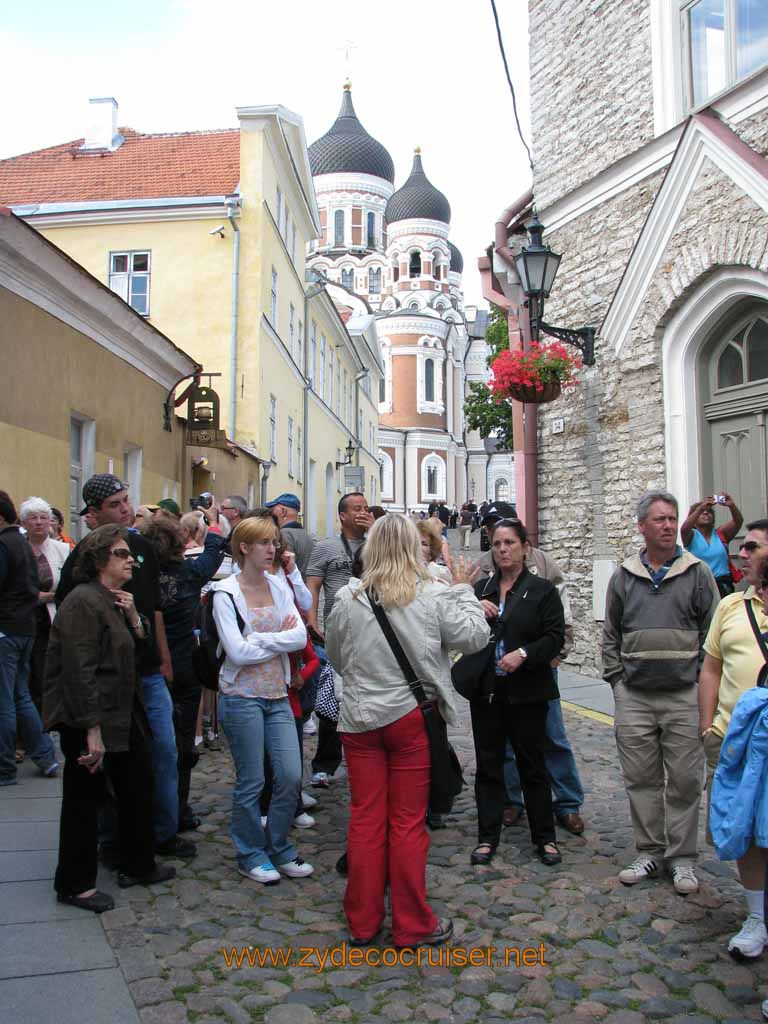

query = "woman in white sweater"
[
  {"left": 325, "top": 514, "right": 489, "bottom": 948},
  {"left": 212, "top": 516, "right": 310, "bottom": 885}
]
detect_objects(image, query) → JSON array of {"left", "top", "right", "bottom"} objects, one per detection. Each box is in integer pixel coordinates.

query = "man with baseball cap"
[
  {"left": 265, "top": 493, "right": 314, "bottom": 577},
  {"left": 57, "top": 474, "right": 196, "bottom": 865},
  {"left": 477, "top": 501, "right": 586, "bottom": 836}
]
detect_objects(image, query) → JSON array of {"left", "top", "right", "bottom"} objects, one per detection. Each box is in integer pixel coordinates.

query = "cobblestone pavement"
[{"left": 101, "top": 703, "right": 768, "bottom": 1024}]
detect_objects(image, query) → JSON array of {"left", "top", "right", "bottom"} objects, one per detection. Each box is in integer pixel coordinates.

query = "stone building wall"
[{"left": 529, "top": 0, "right": 655, "bottom": 210}]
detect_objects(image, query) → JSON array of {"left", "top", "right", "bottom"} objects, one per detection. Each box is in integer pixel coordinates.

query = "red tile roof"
[{"left": 0, "top": 127, "right": 240, "bottom": 205}]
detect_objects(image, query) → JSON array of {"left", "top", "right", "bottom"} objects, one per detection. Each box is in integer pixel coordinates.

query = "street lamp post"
[{"left": 514, "top": 215, "right": 595, "bottom": 366}]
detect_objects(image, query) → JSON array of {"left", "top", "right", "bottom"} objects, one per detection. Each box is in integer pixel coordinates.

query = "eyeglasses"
[
  {"left": 110, "top": 547, "right": 133, "bottom": 560},
  {"left": 739, "top": 541, "right": 763, "bottom": 552}
]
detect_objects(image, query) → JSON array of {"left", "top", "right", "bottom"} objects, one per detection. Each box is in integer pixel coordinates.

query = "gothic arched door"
[{"left": 699, "top": 307, "right": 768, "bottom": 542}]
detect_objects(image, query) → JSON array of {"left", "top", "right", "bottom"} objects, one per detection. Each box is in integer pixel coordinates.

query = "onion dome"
[
  {"left": 308, "top": 82, "right": 395, "bottom": 183},
  {"left": 448, "top": 241, "right": 463, "bottom": 274},
  {"left": 385, "top": 148, "right": 451, "bottom": 224}
]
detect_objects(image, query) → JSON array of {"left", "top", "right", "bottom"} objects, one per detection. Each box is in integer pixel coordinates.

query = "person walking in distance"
[
  {"left": 603, "top": 490, "right": 719, "bottom": 895},
  {"left": 56, "top": 475, "right": 195, "bottom": 861},
  {"left": 305, "top": 493, "right": 373, "bottom": 787}
]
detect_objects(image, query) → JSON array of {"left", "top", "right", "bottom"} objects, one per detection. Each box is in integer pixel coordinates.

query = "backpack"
[{"left": 192, "top": 591, "right": 245, "bottom": 692}]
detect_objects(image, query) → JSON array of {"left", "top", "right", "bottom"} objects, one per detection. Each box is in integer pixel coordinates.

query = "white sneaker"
[
  {"left": 671, "top": 863, "right": 699, "bottom": 895},
  {"left": 260, "top": 815, "right": 268, "bottom": 828},
  {"left": 239, "top": 862, "right": 280, "bottom": 885},
  {"left": 278, "top": 857, "right": 314, "bottom": 879},
  {"left": 303, "top": 717, "right": 317, "bottom": 736},
  {"left": 301, "top": 790, "right": 318, "bottom": 809},
  {"left": 618, "top": 855, "right": 659, "bottom": 886},
  {"left": 311, "top": 772, "right": 330, "bottom": 788},
  {"left": 294, "top": 812, "right": 315, "bottom": 829},
  {"left": 728, "top": 913, "right": 768, "bottom": 959}
]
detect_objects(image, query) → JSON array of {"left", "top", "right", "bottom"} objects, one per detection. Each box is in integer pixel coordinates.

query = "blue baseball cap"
[{"left": 265, "top": 492, "right": 301, "bottom": 512}]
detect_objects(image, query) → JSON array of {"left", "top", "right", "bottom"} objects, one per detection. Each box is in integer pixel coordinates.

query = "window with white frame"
[
  {"left": 109, "top": 251, "right": 151, "bottom": 315},
  {"left": 683, "top": 0, "right": 768, "bottom": 107},
  {"left": 320, "top": 335, "right": 326, "bottom": 398},
  {"left": 288, "top": 416, "right": 294, "bottom": 476},
  {"left": 311, "top": 321, "right": 317, "bottom": 385},
  {"left": 269, "top": 395, "right": 277, "bottom": 461},
  {"left": 343, "top": 369, "right": 348, "bottom": 424},
  {"left": 336, "top": 361, "right": 341, "bottom": 416},
  {"left": 298, "top": 319, "right": 304, "bottom": 372},
  {"left": 297, "top": 428, "right": 303, "bottom": 482},
  {"left": 283, "top": 203, "right": 289, "bottom": 239},
  {"left": 495, "top": 477, "right": 510, "bottom": 501},
  {"left": 329, "top": 349, "right": 335, "bottom": 408},
  {"left": 358, "top": 409, "right": 363, "bottom": 443},
  {"left": 418, "top": 345, "right": 444, "bottom": 414},
  {"left": 289, "top": 304, "right": 295, "bottom": 359},
  {"left": 334, "top": 209, "right": 345, "bottom": 247},
  {"left": 421, "top": 452, "right": 446, "bottom": 500},
  {"left": 341, "top": 267, "right": 354, "bottom": 289},
  {"left": 270, "top": 267, "right": 278, "bottom": 327},
  {"left": 291, "top": 221, "right": 297, "bottom": 262},
  {"left": 369, "top": 422, "right": 375, "bottom": 452},
  {"left": 337, "top": 450, "right": 342, "bottom": 492},
  {"left": 276, "top": 187, "right": 282, "bottom": 229},
  {"left": 368, "top": 267, "right": 382, "bottom": 293},
  {"left": 123, "top": 445, "right": 143, "bottom": 505},
  {"left": 379, "top": 449, "right": 393, "bottom": 499},
  {"left": 378, "top": 340, "right": 392, "bottom": 413},
  {"left": 367, "top": 211, "right": 376, "bottom": 248},
  {"left": 70, "top": 413, "right": 95, "bottom": 542},
  {"left": 424, "top": 358, "right": 435, "bottom": 402}
]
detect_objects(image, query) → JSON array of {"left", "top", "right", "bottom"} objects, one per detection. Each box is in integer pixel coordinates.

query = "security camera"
[{"left": 209, "top": 225, "right": 226, "bottom": 238}]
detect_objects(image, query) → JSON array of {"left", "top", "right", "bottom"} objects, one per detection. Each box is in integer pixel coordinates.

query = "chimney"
[{"left": 81, "top": 97, "right": 124, "bottom": 151}]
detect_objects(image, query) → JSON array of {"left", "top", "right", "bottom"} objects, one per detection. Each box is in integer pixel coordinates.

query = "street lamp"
[
  {"left": 514, "top": 214, "right": 595, "bottom": 366},
  {"left": 336, "top": 438, "right": 357, "bottom": 469}
]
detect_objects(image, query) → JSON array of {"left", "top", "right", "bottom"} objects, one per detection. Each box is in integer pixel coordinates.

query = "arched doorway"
[
  {"left": 325, "top": 462, "right": 336, "bottom": 538},
  {"left": 697, "top": 305, "right": 768, "bottom": 535},
  {"left": 495, "top": 478, "right": 510, "bottom": 502}
]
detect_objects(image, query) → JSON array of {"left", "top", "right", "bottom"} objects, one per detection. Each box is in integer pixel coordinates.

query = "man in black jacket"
[
  {"left": 0, "top": 490, "right": 58, "bottom": 785},
  {"left": 56, "top": 475, "right": 195, "bottom": 860}
]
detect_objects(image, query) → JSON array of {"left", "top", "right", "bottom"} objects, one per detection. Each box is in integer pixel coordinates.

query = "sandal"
[
  {"left": 470, "top": 843, "right": 495, "bottom": 866},
  {"left": 537, "top": 842, "right": 562, "bottom": 866}
]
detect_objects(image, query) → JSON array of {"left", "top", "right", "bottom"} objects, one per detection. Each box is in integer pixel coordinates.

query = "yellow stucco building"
[{"left": 0, "top": 97, "right": 383, "bottom": 537}]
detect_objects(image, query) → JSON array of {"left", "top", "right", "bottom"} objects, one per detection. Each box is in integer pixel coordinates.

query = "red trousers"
[{"left": 341, "top": 707, "right": 437, "bottom": 946}]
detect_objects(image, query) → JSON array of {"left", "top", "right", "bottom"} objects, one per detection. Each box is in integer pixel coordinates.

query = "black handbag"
[
  {"left": 369, "top": 598, "right": 464, "bottom": 814},
  {"left": 744, "top": 599, "right": 768, "bottom": 688}
]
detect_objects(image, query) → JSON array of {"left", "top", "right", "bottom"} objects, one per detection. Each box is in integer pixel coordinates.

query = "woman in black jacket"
[{"left": 460, "top": 518, "right": 565, "bottom": 867}]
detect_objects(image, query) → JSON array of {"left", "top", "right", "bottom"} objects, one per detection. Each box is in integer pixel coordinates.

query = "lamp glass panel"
[
  {"left": 542, "top": 250, "right": 562, "bottom": 296},
  {"left": 514, "top": 252, "right": 531, "bottom": 294},
  {"left": 521, "top": 249, "right": 550, "bottom": 296}
]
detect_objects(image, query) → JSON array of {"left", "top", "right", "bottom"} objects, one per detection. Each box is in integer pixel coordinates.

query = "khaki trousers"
[{"left": 613, "top": 680, "right": 703, "bottom": 863}]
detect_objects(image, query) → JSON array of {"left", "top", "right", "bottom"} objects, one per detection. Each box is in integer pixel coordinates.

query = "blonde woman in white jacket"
[
  {"left": 212, "top": 515, "right": 311, "bottom": 885},
  {"left": 325, "top": 514, "right": 489, "bottom": 948}
]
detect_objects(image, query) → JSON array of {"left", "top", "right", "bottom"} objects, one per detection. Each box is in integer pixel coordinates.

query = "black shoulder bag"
[
  {"left": 369, "top": 598, "right": 464, "bottom": 814},
  {"left": 744, "top": 599, "right": 768, "bottom": 688}
]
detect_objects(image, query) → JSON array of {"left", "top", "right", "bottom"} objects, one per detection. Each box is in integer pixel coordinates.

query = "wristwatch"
[{"left": 517, "top": 647, "right": 528, "bottom": 660}]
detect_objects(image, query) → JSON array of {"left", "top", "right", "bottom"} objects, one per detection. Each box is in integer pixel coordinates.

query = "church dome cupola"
[
  {"left": 385, "top": 148, "right": 451, "bottom": 225},
  {"left": 448, "top": 241, "right": 463, "bottom": 274},
  {"left": 308, "top": 83, "right": 395, "bottom": 183}
]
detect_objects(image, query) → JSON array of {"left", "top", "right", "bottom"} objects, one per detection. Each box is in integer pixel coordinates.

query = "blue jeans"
[
  {"left": 141, "top": 672, "right": 179, "bottom": 843},
  {"left": 504, "top": 698, "right": 584, "bottom": 814},
  {"left": 219, "top": 694, "right": 301, "bottom": 871},
  {"left": 0, "top": 634, "right": 56, "bottom": 785}
]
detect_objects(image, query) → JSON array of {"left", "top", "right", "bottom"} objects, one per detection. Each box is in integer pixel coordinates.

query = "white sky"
[{"left": 0, "top": 0, "right": 532, "bottom": 306}]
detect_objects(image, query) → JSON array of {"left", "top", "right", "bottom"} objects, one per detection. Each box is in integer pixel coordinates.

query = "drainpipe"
[{"left": 225, "top": 195, "right": 241, "bottom": 440}]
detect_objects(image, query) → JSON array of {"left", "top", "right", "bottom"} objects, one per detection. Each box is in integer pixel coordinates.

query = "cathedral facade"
[{"left": 307, "top": 84, "right": 510, "bottom": 511}]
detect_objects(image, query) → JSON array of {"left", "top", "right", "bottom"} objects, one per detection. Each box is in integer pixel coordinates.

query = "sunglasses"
[
  {"left": 110, "top": 547, "right": 133, "bottom": 560},
  {"left": 739, "top": 541, "right": 763, "bottom": 553}
]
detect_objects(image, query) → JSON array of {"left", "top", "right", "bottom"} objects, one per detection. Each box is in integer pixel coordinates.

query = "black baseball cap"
[{"left": 480, "top": 501, "right": 519, "bottom": 527}]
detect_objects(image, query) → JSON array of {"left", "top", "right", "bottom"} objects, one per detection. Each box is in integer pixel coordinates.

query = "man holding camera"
[{"left": 681, "top": 492, "right": 743, "bottom": 597}]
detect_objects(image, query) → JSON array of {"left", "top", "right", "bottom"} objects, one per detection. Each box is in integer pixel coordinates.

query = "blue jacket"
[{"left": 710, "top": 687, "right": 768, "bottom": 860}]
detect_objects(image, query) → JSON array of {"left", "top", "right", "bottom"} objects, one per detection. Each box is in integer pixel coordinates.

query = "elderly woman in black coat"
[
  {"left": 454, "top": 518, "right": 565, "bottom": 867},
  {"left": 44, "top": 524, "right": 175, "bottom": 912}
]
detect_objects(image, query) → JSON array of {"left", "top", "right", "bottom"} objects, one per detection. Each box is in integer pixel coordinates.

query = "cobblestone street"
[{"left": 98, "top": 702, "right": 768, "bottom": 1024}]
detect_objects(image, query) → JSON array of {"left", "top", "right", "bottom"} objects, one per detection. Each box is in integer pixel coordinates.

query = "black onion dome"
[
  {"left": 308, "top": 84, "right": 395, "bottom": 183},
  {"left": 385, "top": 149, "right": 451, "bottom": 224},
  {"left": 448, "top": 241, "right": 463, "bottom": 273}
]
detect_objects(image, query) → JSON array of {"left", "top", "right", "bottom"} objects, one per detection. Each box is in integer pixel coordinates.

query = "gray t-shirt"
[{"left": 305, "top": 534, "right": 364, "bottom": 618}]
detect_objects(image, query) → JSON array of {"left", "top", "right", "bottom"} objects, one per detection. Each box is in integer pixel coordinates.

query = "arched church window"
[
  {"left": 409, "top": 251, "right": 422, "bottom": 278},
  {"left": 495, "top": 478, "right": 510, "bottom": 501},
  {"left": 367, "top": 212, "right": 376, "bottom": 248},
  {"left": 717, "top": 342, "right": 743, "bottom": 389},
  {"left": 425, "top": 358, "right": 435, "bottom": 402},
  {"left": 747, "top": 318, "right": 768, "bottom": 382},
  {"left": 334, "top": 210, "right": 344, "bottom": 247},
  {"left": 368, "top": 267, "right": 382, "bottom": 294},
  {"left": 427, "top": 465, "right": 437, "bottom": 494},
  {"left": 341, "top": 268, "right": 354, "bottom": 289}
]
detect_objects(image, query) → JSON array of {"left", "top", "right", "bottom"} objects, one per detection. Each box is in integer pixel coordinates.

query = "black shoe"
[
  {"left": 98, "top": 843, "right": 125, "bottom": 871},
  {"left": 57, "top": 890, "right": 115, "bottom": 914},
  {"left": 349, "top": 930, "right": 380, "bottom": 947},
  {"left": 336, "top": 852, "right": 348, "bottom": 877},
  {"left": 178, "top": 814, "right": 201, "bottom": 833},
  {"left": 156, "top": 835, "right": 197, "bottom": 859},
  {"left": 537, "top": 842, "right": 562, "bottom": 866},
  {"left": 118, "top": 863, "right": 176, "bottom": 888},
  {"left": 470, "top": 844, "right": 495, "bottom": 866}
]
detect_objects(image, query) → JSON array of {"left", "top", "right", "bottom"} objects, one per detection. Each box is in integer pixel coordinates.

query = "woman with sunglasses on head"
[
  {"left": 457, "top": 518, "right": 565, "bottom": 868},
  {"left": 43, "top": 524, "right": 176, "bottom": 913},
  {"left": 211, "top": 516, "right": 312, "bottom": 884}
]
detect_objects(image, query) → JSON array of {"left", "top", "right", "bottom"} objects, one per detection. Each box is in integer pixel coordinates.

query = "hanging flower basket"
[
  {"left": 507, "top": 380, "right": 562, "bottom": 404},
  {"left": 489, "top": 342, "right": 581, "bottom": 406}
]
